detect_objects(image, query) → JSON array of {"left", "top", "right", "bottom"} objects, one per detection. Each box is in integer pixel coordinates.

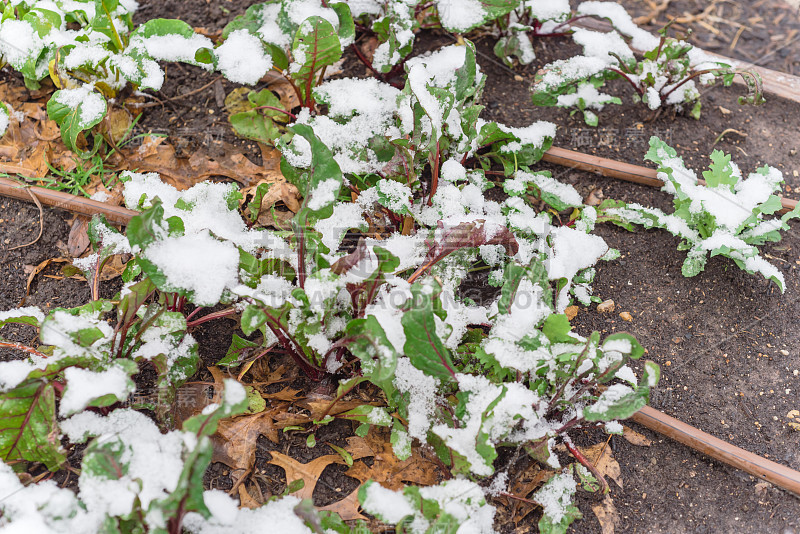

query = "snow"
[
  {"left": 184, "top": 493, "right": 313, "bottom": 534},
  {"left": 0, "top": 306, "right": 44, "bottom": 323},
  {"left": 392, "top": 357, "right": 439, "bottom": 440},
  {"left": 0, "top": 105, "right": 9, "bottom": 136},
  {"left": 496, "top": 121, "right": 557, "bottom": 153},
  {"left": 306, "top": 178, "right": 341, "bottom": 210},
  {"left": 419, "top": 478, "right": 496, "bottom": 532},
  {"left": 40, "top": 310, "right": 114, "bottom": 360},
  {"left": 59, "top": 365, "right": 135, "bottom": 416},
  {"left": 54, "top": 85, "right": 107, "bottom": 127},
  {"left": 529, "top": 0, "right": 571, "bottom": 21},
  {"left": 572, "top": 28, "right": 634, "bottom": 64},
  {"left": 534, "top": 472, "right": 577, "bottom": 523},
  {"left": 142, "top": 231, "right": 240, "bottom": 306},
  {"left": 436, "top": 0, "right": 487, "bottom": 32},
  {"left": 0, "top": 19, "right": 44, "bottom": 70},
  {"left": 441, "top": 158, "right": 467, "bottom": 182},
  {"left": 577, "top": 1, "right": 660, "bottom": 51},
  {"left": 432, "top": 374, "right": 540, "bottom": 476},
  {"left": 590, "top": 383, "right": 633, "bottom": 414},
  {"left": 360, "top": 483, "right": 416, "bottom": 523},
  {"left": 292, "top": 78, "right": 402, "bottom": 173},
  {"left": 215, "top": 30, "right": 272, "bottom": 85},
  {"left": 61, "top": 409, "right": 197, "bottom": 528},
  {"left": 505, "top": 170, "right": 583, "bottom": 207},
  {"left": 536, "top": 55, "right": 608, "bottom": 89},
  {"left": 0, "top": 460, "right": 99, "bottom": 533},
  {"left": 546, "top": 226, "right": 609, "bottom": 310},
  {"left": 257, "top": 3, "right": 291, "bottom": 47},
  {"left": 122, "top": 171, "right": 268, "bottom": 251},
  {"left": 556, "top": 82, "right": 617, "bottom": 110},
  {"left": 141, "top": 32, "right": 214, "bottom": 67}
]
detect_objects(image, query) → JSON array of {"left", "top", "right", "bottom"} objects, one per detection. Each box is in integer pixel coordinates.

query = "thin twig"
[
  {"left": 132, "top": 75, "right": 224, "bottom": 109},
  {"left": 7, "top": 188, "right": 44, "bottom": 251}
]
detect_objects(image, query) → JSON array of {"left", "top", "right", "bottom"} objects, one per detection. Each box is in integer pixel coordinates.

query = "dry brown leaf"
[
  {"left": 580, "top": 443, "right": 623, "bottom": 489},
  {"left": 172, "top": 382, "right": 216, "bottom": 426},
  {"left": 224, "top": 87, "right": 254, "bottom": 114},
  {"left": 257, "top": 207, "right": 294, "bottom": 230},
  {"left": 268, "top": 445, "right": 374, "bottom": 521},
  {"left": 268, "top": 79, "right": 301, "bottom": 111},
  {"left": 592, "top": 495, "right": 620, "bottom": 534},
  {"left": 318, "top": 490, "right": 364, "bottom": 521},
  {"left": 565, "top": 305, "right": 578, "bottom": 321},
  {"left": 20, "top": 258, "right": 71, "bottom": 305},
  {"left": 58, "top": 254, "right": 130, "bottom": 283},
  {"left": 344, "top": 428, "right": 441, "bottom": 491},
  {"left": 0, "top": 84, "right": 81, "bottom": 179},
  {"left": 622, "top": 426, "right": 653, "bottom": 447},
  {"left": 242, "top": 180, "right": 302, "bottom": 218},
  {"left": 269, "top": 453, "right": 344, "bottom": 501},
  {"left": 585, "top": 187, "right": 604, "bottom": 206},
  {"left": 100, "top": 107, "right": 133, "bottom": 145},
  {"left": 261, "top": 388, "right": 303, "bottom": 402},
  {"left": 504, "top": 462, "right": 554, "bottom": 524},
  {"left": 238, "top": 483, "right": 263, "bottom": 509},
  {"left": 68, "top": 217, "right": 91, "bottom": 257},
  {"left": 212, "top": 408, "right": 284, "bottom": 477},
  {"left": 114, "top": 135, "right": 283, "bottom": 190}
]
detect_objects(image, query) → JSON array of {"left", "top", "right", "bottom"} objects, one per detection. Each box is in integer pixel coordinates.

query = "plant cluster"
[
  {"left": 530, "top": 1, "right": 764, "bottom": 125},
  {"left": 600, "top": 136, "right": 800, "bottom": 291},
  {"left": 0, "top": 0, "right": 793, "bottom": 532}
]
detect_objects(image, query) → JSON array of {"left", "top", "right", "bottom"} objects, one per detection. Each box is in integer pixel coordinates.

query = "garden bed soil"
[{"left": 2, "top": 1, "right": 800, "bottom": 532}]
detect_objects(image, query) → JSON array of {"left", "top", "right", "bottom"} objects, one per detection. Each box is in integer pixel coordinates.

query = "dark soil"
[{"left": 2, "top": 0, "right": 800, "bottom": 532}]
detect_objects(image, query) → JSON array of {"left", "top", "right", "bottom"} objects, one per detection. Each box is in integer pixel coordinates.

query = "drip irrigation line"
[
  {"left": 632, "top": 405, "right": 800, "bottom": 496},
  {"left": 542, "top": 145, "right": 798, "bottom": 213},
  {"left": 0, "top": 177, "right": 138, "bottom": 225}
]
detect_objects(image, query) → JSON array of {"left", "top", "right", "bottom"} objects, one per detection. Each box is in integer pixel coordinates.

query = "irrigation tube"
[
  {"left": 0, "top": 177, "right": 138, "bottom": 225},
  {"left": 632, "top": 406, "right": 800, "bottom": 496}
]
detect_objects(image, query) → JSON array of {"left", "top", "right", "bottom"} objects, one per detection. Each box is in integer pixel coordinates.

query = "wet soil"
[{"left": 2, "top": 0, "right": 800, "bottom": 532}]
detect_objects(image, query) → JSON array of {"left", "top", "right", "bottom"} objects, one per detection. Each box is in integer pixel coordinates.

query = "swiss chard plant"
[
  {"left": 530, "top": 1, "right": 764, "bottom": 124},
  {"left": 601, "top": 137, "right": 800, "bottom": 291}
]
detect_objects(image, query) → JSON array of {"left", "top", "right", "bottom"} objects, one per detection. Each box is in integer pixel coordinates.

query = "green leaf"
[
  {"left": 583, "top": 361, "right": 660, "bottom": 421},
  {"left": 401, "top": 283, "right": 456, "bottom": 382},
  {"left": 218, "top": 334, "right": 260, "bottom": 367},
  {"left": 46, "top": 87, "right": 107, "bottom": 154},
  {"left": 344, "top": 316, "right": 398, "bottom": 396},
  {"left": 290, "top": 16, "right": 342, "bottom": 104},
  {"left": 288, "top": 124, "right": 344, "bottom": 220},
  {"left": 542, "top": 314, "right": 572, "bottom": 343},
  {"left": 702, "top": 150, "right": 736, "bottom": 189},
  {"left": 0, "top": 380, "right": 65, "bottom": 471},
  {"left": 229, "top": 110, "right": 280, "bottom": 145},
  {"left": 331, "top": 3, "right": 355, "bottom": 45}
]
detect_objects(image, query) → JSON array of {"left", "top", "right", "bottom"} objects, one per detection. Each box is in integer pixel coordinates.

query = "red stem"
[
  {"left": 254, "top": 105, "right": 297, "bottom": 120},
  {"left": 186, "top": 307, "right": 237, "bottom": 328},
  {"left": 0, "top": 342, "right": 49, "bottom": 359},
  {"left": 564, "top": 439, "right": 610, "bottom": 494}
]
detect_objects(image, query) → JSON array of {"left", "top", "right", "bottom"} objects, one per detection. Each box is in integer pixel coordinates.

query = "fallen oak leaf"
[
  {"left": 317, "top": 489, "right": 365, "bottom": 521},
  {"left": 344, "top": 428, "right": 441, "bottom": 491}
]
